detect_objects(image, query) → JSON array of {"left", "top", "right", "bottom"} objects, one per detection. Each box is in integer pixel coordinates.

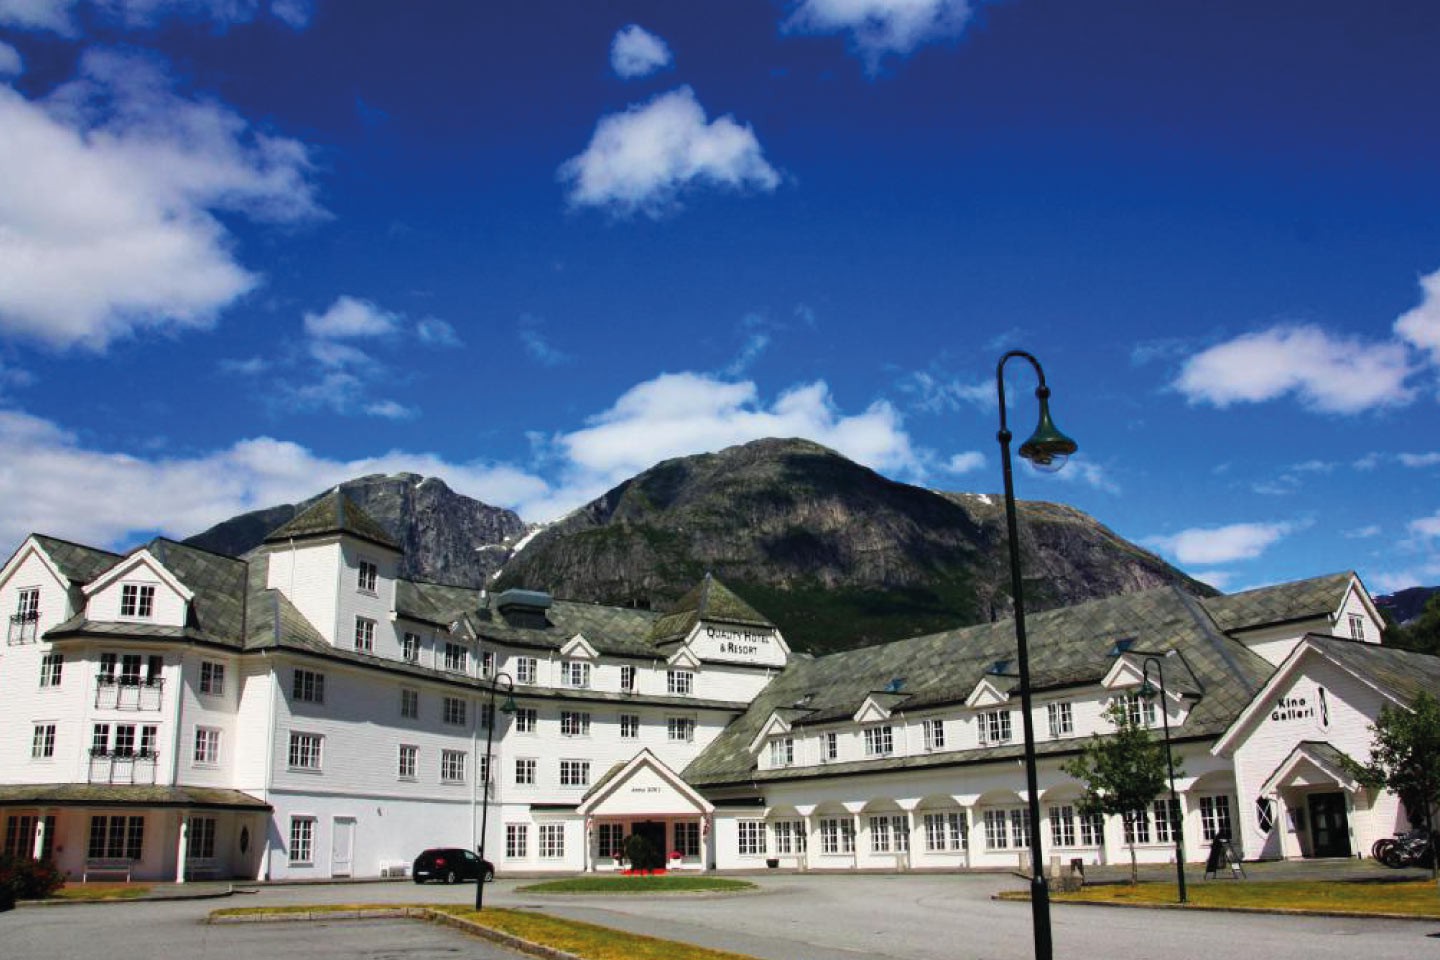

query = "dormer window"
[
  {"left": 120, "top": 583, "right": 155, "bottom": 619},
  {"left": 1117, "top": 692, "right": 1156, "bottom": 729},
  {"left": 863, "top": 724, "right": 894, "bottom": 757},
  {"left": 667, "top": 669, "right": 693, "bottom": 696},
  {"left": 979, "top": 709, "right": 1012, "bottom": 746},
  {"left": 444, "top": 642, "right": 469, "bottom": 673},
  {"left": 923, "top": 719, "right": 945, "bottom": 751},
  {"left": 401, "top": 632, "right": 421, "bottom": 663},
  {"left": 563, "top": 661, "right": 591, "bottom": 689},
  {"left": 357, "top": 560, "right": 378, "bottom": 594},
  {"left": 769, "top": 736, "right": 794, "bottom": 767},
  {"left": 619, "top": 664, "right": 636, "bottom": 691},
  {"left": 1346, "top": 613, "right": 1365, "bottom": 640},
  {"left": 1047, "top": 702, "right": 1074, "bottom": 738},
  {"left": 355, "top": 617, "right": 376, "bottom": 653}
]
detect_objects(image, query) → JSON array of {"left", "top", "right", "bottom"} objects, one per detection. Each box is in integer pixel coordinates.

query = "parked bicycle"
[{"left": 1378, "top": 828, "right": 1433, "bottom": 868}]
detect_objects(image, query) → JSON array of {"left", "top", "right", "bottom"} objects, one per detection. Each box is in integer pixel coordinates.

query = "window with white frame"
[
  {"left": 357, "top": 559, "right": 378, "bottom": 593},
  {"left": 443, "top": 696, "right": 467, "bottom": 726},
  {"left": 1118, "top": 692, "right": 1156, "bottom": 728},
  {"left": 398, "top": 744, "right": 418, "bottom": 779},
  {"left": 597, "top": 823, "right": 625, "bottom": 860},
  {"left": 538, "top": 823, "right": 564, "bottom": 858},
  {"left": 560, "top": 710, "right": 591, "bottom": 737},
  {"left": 1079, "top": 810, "right": 1104, "bottom": 846},
  {"left": 354, "top": 616, "right": 377, "bottom": 653},
  {"left": 869, "top": 815, "right": 909, "bottom": 853},
  {"left": 400, "top": 688, "right": 418, "bottom": 719},
  {"left": 1047, "top": 701, "right": 1074, "bottom": 738},
  {"left": 983, "top": 809, "right": 1010, "bottom": 849},
  {"left": 401, "top": 632, "right": 421, "bottom": 663},
  {"left": 91, "top": 723, "right": 108, "bottom": 755},
  {"left": 1123, "top": 808, "right": 1151, "bottom": 844},
  {"left": 480, "top": 702, "right": 495, "bottom": 730},
  {"left": 481, "top": 650, "right": 494, "bottom": 678},
  {"left": 119, "top": 583, "right": 156, "bottom": 619},
  {"left": 288, "top": 817, "right": 314, "bottom": 864},
  {"left": 39, "top": 653, "right": 63, "bottom": 688},
  {"left": 1200, "top": 795, "right": 1232, "bottom": 840},
  {"left": 863, "top": 724, "right": 894, "bottom": 757},
  {"left": 515, "top": 757, "right": 536, "bottom": 785},
  {"left": 440, "top": 749, "right": 466, "bottom": 783},
  {"left": 563, "top": 660, "right": 591, "bottom": 688},
  {"left": 667, "top": 716, "right": 695, "bottom": 742},
  {"left": 772, "top": 820, "right": 806, "bottom": 855},
  {"left": 737, "top": 819, "right": 767, "bottom": 856},
  {"left": 31, "top": 724, "right": 55, "bottom": 758},
  {"left": 514, "top": 707, "right": 537, "bottom": 733},
  {"left": 1048, "top": 805, "right": 1076, "bottom": 847},
  {"left": 188, "top": 816, "right": 217, "bottom": 859},
  {"left": 819, "top": 818, "right": 854, "bottom": 854},
  {"left": 675, "top": 821, "right": 702, "bottom": 857},
  {"left": 292, "top": 669, "right": 324, "bottom": 704},
  {"left": 515, "top": 656, "right": 537, "bottom": 684},
  {"left": 193, "top": 727, "right": 220, "bottom": 765},
  {"left": 1255, "top": 797, "right": 1276, "bottom": 834},
  {"left": 823, "top": 731, "right": 838, "bottom": 762},
  {"left": 443, "top": 642, "right": 468, "bottom": 673},
  {"left": 1010, "top": 809, "right": 1030, "bottom": 849},
  {"left": 979, "top": 709, "right": 1012, "bottom": 745},
  {"left": 1153, "top": 797, "right": 1180, "bottom": 843},
  {"left": 16, "top": 586, "right": 39, "bottom": 619},
  {"left": 769, "top": 736, "right": 794, "bottom": 767},
  {"left": 619, "top": 664, "right": 635, "bottom": 691},
  {"left": 288, "top": 732, "right": 322, "bottom": 770},
  {"left": 89, "top": 815, "right": 144, "bottom": 861},
  {"left": 667, "top": 669, "right": 693, "bottom": 695},
  {"left": 559, "top": 759, "right": 590, "bottom": 787},
  {"left": 620, "top": 713, "right": 640, "bottom": 739},
  {"left": 1347, "top": 612, "right": 1365, "bottom": 640},
  {"left": 479, "top": 753, "right": 492, "bottom": 789},
  {"left": 924, "top": 812, "right": 967, "bottom": 851},
  {"left": 923, "top": 718, "right": 945, "bottom": 750},
  {"left": 506, "top": 823, "right": 528, "bottom": 858},
  {"left": 199, "top": 661, "right": 224, "bottom": 696},
  {"left": 1318, "top": 686, "right": 1330, "bottom": 728}
]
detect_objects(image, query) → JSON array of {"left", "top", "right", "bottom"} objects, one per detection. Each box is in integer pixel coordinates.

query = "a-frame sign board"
[{"left": 1203, "top": 835, "right": 1246, "bottom": 880}]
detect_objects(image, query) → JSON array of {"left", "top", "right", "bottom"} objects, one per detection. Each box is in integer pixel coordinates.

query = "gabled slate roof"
[
  {"left": 683, "top": 584, "right": 1276, "bottom": 788},
  {"left": 31, "top": 534, "right": 122, "bottom": 584},
  {"left": 1305, "top": 635, "right": 1440, "bottom": 704},
  {"left": 649, "top": 574, "right": 774, "bottom": 643},
  {"left": 459, "top": 596, "right": 664, "bottom": 658},
  {"left": 0, "top": 783, "right": 269, "bottom": 810},
  {"left": 262, "top": 489, "right": 401, "bottom": 551},
  {"left": 1200, "top": 571, "right": 1354, "bottom": 633}
]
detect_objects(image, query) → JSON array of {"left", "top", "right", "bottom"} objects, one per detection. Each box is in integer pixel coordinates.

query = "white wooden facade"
[{"left": 1, "top": 497, "right": 1433, "bottom": 883}]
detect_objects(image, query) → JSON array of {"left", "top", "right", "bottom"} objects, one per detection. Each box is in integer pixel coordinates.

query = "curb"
[
  {"left": 992, "top": 893, "right": 1440, "bottom": 922},
  {"left": 19, "top": 885, "right": 238, "bottom": 908}
]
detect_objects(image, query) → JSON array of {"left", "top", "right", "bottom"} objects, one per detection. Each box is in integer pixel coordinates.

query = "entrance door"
[
  {"left": 1307, "top": 793, "right": 1351, "bottom": 858},
  {"left": 633, "top": 820, "right": 667, "bottom": 861},
  {"left": 331, "top": 817, "right": 355, "bottom": 877}
]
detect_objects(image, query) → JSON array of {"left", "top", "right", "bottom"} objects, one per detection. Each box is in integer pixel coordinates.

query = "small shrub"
[
  {"left": 0, "top": 855, "right": 65, "bottom": 904},
  {"left": 622, "top": 833, "right": 664, "bottom": 872}
]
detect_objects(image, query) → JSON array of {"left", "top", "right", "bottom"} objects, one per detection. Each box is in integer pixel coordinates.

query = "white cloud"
[
  {"left": 782, "top": 0, "right": 978, "bottom": 72},
  {"left": 610, "top": 24, "right": 672, "bottom": 79},
  {"left": 1370, "top": 562, "right": 1440, "bottom": 595},
  {"left": 902, "top": 371, "right": 995, "bottom": 413},
  {"left": 303, "top": 296, "right": 401, "bottom": 340},
  {"left": 945, "top": 451, "right": 985, "bottom": 474},
  {"left": 0, "top": 39, "right": 22, "bottom": 76},
  {"left": 1045, "top": 458, "right": 1119, "bottom": 494},
  {"left": 1146, "top": 521, "right": 1294, "bottom": 565},
  {"left": 1395, "top": 266, "right": 1440, "bottom": 367},
  {"left": 519, "top": 316, "right": 571, "bottom": 367},
  {"left": 1173, "top": 325, "right": 1415, "bottom": 414},
  {"left": 416, "top": 316, "right": 461, "bottom": 348},
  {"left": 0, "top": 49, "right": 322, "bottom": 350},
  {"left": 1343, "top": 525, "right": 1381, "bottom": 540},
  {"left": 0, "top": 409, "right": 549, "bottom": 549},
  {"left": 1195, "top": 569, "right": 1236, "bottom": 592},
  {"left": 268, "top": 0, "right": 309, "bottom": 28},
  {"left": 0, "top": 1, "right": 310, "bottom": 34},
  {"left": 1412, "top": 511, "right": 1440, "bottom": 540},
  {"left": 364, "top": 400, "right": 417, "bottom": 421},
  {"left": 1353, "top": 452, "right": 1382, "bottom": 471},
  {"left": 559, "top": 86, "right": 779, "bottom": 218},
  {"left": 526, "top": 372, "right": 921, "bottom": 518},
  {"left": 1399, "top": 452, "right": 1440, "bottom": 468}
]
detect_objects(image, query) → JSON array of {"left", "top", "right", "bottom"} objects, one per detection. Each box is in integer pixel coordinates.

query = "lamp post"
[
  {"left": 1140, "top": 655, "right": 1188, "bottom": 903},
  {"left": 996, "top": 350, "right": 1077, "bottom": 960},
  {"left": 476, "top": 671, "right": 516, "bottom": 911}
]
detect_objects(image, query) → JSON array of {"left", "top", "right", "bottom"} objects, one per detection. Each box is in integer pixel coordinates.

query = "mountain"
[
  {"left": 185, "top": 473, "right": 527, "bottom": 585},
  {"left": 1376, "top": 585, "right": 1440, "bottom": 626},
  {"left": 493, "top": 438, "right": 1214, "bottom": 653}
]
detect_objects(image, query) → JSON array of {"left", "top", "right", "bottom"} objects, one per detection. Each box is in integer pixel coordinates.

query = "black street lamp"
[
  {"left": 1139, "top": 655, "right": 1188, "bottom": 903},
  {"left": 996, "top": 349, "right": 1078, "bottom": 960},
  {"left": 476, "top": 671, "right": 517, "bottom": 911}
]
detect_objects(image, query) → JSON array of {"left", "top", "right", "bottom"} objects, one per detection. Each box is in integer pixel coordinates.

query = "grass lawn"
[
  {"left": 1001, "top": 880, "right": 1440, "bottom": 918},
  {"left": 449, "top": 907, "right": 761, "bottom": 960},
  {"left": 50, "top": 884, "right": 152, "bottom": 902},
  {"left": 517, "top": 875, "right": 754, "bottom": 894}
]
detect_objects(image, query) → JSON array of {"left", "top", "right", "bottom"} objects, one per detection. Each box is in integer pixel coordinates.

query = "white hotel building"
[{"left": 1, "top": 491, "right": 1435, "bottom": 882}]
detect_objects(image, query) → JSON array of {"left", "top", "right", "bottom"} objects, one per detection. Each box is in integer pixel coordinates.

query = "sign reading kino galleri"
[{"left": 1270, "top": 690, "right": 1328, "bottom": 724}]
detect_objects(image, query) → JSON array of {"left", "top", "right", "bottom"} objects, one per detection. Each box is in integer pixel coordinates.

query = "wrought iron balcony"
[
  {"left": 94, "top": 677, "right": 165, "bottom": 711},
  {"left": 87, "top": 751, "right": 159, "bottom": 785},
  {"left": 7, "top": 611, "right": 39, "bottom": 645}
]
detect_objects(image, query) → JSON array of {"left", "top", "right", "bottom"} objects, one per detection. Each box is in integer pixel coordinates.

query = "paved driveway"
[{"left": 3, "top": 874, "right": 1439, "bottom": 960}]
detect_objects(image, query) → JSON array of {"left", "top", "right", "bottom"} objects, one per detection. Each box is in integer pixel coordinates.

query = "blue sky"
[{"left": 1, "top": 0, "right": 1439, "bottom": 597}]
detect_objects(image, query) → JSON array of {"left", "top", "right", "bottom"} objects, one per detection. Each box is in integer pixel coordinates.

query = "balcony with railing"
[
  {"left": 87, "top": 750, "right": 159, "bottom": 785},
  {"left": 94, "top": 677, "right": 165, "bottom": 711},
  {"left": 7, "top": 611, "right": 39, "bottom": 645}
]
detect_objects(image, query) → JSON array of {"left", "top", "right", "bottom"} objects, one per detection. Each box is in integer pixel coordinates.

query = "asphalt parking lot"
[{"left": 4, "top": 873, "right": 1440, "bottom": 960}]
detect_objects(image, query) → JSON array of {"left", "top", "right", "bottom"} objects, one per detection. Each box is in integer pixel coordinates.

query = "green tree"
[
  {"left": 1387, "top": 594, "right": 1440, "bottom": 656},
  {"left": 1063, "top": 698, "right": 1180, "bottom": 884},
  {"left": 1347, "top": 690, "right": 1440, "bottom": 880}
]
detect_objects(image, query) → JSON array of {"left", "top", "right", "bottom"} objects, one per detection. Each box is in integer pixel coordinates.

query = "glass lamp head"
[{"left": 1018, "top": 387, "right": 1078, "bottom": 473}]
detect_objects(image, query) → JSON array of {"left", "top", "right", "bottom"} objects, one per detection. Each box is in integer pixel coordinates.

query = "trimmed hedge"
[{"left": 0, "top": 855, "right": 65, "bottom": 909}]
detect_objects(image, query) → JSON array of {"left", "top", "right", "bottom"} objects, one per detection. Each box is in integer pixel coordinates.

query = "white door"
[{"left": 331, "top": 817, "right": 355, "bottom": 877}]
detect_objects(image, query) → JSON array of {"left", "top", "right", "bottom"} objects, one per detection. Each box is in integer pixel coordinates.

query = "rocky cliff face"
[
  {"left": 185, "top": 473, "right": 527, "bottom": 586},
  {"left": 494, "top": 438, "right": 1213, "bottom": 653}
]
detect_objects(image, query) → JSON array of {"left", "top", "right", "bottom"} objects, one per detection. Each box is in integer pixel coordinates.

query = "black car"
[{"left": 412, "top": 847, "right": 494, "bottom": 884}]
